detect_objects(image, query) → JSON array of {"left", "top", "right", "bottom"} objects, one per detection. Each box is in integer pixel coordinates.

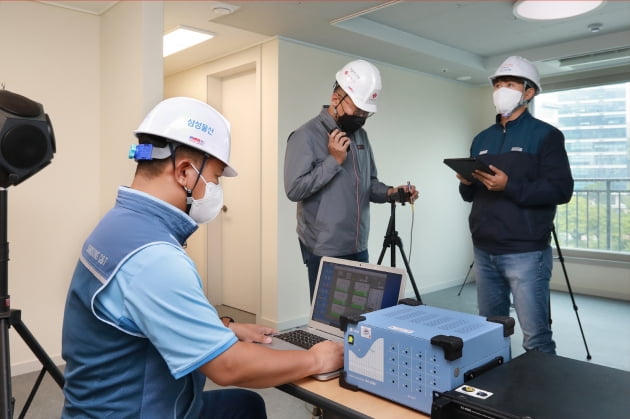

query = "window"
[{"left": 533, "top": 82, "right": 630, "bottom": 254}]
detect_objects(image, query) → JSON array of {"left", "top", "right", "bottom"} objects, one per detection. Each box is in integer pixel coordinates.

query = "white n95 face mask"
[
  {"left": 188, "top": 166, "right": 224, "bottom": 224},
  {"left": 493, "top": 87, "right": 525, "bottom": 118},
  {"left": 190, "top": 181, "right": 223, "bottom": 224}
]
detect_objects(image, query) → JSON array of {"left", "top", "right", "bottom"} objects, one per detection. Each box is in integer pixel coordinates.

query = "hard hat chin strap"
[
  {"left": 334, "top": 95, "right": 345, "bottom": 117},
  {"left": 183, "top": 155, "right": 209, "bottom": 214},
  {"left": 185, "top": 187, "right": 194, "bottom": 214},
  {"left": 522, "top": 80, "right": 532, "bottom": 104}
]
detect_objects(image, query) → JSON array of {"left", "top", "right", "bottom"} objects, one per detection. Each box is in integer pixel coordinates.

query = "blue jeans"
[
  {"left": 201, "top": 388, "right": 266, "bottom": 418},
  {"left": 473, "top": 246, "right": 556, "bottom": 354},
  {"left": 299, "top": 240, "right": 369, "bottom": 301}
]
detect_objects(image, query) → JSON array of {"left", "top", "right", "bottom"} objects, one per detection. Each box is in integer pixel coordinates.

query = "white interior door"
[{"left": 214, "top": 69, "right": 261, "bottom": 314}]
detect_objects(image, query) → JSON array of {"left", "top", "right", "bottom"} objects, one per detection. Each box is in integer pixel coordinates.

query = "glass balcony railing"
[{"left": 554, "top": 178, "right": 630, "bottom": 253}]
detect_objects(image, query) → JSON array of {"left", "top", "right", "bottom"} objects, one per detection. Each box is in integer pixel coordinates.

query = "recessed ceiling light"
[
  {"left": 163, "top": 26, "right": 214, "bottom": 57},
  {"left": 457, "top": 76, "right": 472, "bottom": 81},
  {"left": 212, "top": 6, "right": 233, "bottom": 15},
  {"left": 513, "top": 0, "right": 604, "bottom": 21}
]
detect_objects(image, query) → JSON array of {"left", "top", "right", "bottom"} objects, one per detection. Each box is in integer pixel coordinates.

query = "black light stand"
[
  {"left": 0, "top": 89, "right": 61, "bottom": 419},
  {"left": 377, "top": 189, "right": 422, "bottom": 304},
  {"left": 1, "top": 190, "right": 65, "bottom": 419},
  {"left": 551, "top": 225, "right": 592, "bottom": 360}
]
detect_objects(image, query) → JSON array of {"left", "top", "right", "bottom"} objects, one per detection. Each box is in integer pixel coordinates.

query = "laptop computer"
[{"left": 267, "top": 256, "right": 407, "bottom": 380}]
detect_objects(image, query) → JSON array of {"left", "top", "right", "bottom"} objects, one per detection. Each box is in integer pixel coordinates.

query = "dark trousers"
[
  {"left": 201, "top": 388, "right": 266, "bottom": 418},
  {"left": 299, "top": 240, "right": 369, "bottom": 301}
]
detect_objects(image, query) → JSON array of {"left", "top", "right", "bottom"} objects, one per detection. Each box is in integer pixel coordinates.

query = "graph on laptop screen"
[{"left": 312, "top": 260, "right": 403, "bottom": 328}]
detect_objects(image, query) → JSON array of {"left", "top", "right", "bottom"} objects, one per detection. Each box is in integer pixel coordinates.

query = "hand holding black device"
[
  {"left": 320, "top": 120, "right": 337, "bottom": 134},
  {"left": 322, "top": 120, "right": 352, "bottom": 159},
  {"left": 443, "top": 158, "right": 495, "bottom": 183}
]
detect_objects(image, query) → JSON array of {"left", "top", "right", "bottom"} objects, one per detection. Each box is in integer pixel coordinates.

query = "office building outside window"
[{"left": 533, "top": 82, "right": 630, "bottom": 254}]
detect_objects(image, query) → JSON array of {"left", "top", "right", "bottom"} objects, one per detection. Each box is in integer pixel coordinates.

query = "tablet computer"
[{"left": 443, "top": 158, "right": 494, "bottom": 182}]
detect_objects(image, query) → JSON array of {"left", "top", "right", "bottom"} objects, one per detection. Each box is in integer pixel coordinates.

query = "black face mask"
[{"left": 336, "top": 114, "right": 366, "bottom": 135}]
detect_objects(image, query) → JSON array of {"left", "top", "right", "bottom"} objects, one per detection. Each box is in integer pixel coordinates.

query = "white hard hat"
[
  {"left": 489, "top": 56, "right": 542, "bottom": 95},
  {"left": 134, "top": 97, "right": 237, "bottom": 177},
  {"left": 335, "top": 60, "right": 382, "bottom": 113}
]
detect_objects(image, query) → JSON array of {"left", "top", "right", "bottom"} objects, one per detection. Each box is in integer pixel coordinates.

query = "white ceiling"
[{"left": 43, "top": 1, "right": 630, "bottom": 86}]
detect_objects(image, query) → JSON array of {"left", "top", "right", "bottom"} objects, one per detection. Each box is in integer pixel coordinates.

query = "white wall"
[
  {"left": 0, "top": 1, "right": 163, "bottom": 376},
  {"left": 551, "top": 255, "right": 630, "bottom": 300},
  {"left": 0, "top": 1, "right": 101, "bottom": 375},
  {"left": 100, "top": 2, "right": 164, "bottom": 211}
]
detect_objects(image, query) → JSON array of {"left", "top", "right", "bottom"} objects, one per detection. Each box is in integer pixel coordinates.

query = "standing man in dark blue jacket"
[{"left": 458, "top": 56, "right": 573, "bottom": 354}]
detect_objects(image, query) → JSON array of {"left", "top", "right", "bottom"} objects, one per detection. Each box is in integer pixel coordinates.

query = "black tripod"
[
  {"left": 551, "top": 225, "right": 592, "bottom": 360},
  {"left": 1, "top": 189, "right": 65, "bottom": 419},
  {"left": 455, "top": 225, "right": 592, "bottom": 360},
  {"left": 377, "top": 191, "right": 422, "bottom": 304}
]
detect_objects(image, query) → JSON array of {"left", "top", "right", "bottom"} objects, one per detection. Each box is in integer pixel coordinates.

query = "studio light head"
[{"left": 0, "top": 89, "right": 55, "bottom": 188}]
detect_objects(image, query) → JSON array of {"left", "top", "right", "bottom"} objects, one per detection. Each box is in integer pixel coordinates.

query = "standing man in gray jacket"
[{"left": 284, "top": 59, "right": 418, "bottom": 300}]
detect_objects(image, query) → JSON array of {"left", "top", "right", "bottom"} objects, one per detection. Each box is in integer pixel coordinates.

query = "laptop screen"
[{"left": 311, "top": 257, "right": 405, "bottom": 329}]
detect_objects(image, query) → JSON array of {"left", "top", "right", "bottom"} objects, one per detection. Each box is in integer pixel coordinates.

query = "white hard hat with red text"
[{"left": 335, "top": 60, "right": 382, "bottom": 113}]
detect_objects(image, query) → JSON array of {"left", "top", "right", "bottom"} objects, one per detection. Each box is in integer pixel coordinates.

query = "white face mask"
[
  {"left": 493, "top": 87, "right": 525, "bottom": 118},
  {"left": 188, "top": 165, "right": 223, "bottom": 224}
]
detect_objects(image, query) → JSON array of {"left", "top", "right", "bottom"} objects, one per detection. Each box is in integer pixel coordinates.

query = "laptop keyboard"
[{"left": 275, "top": 329, "right": 327, "bottom": 349}]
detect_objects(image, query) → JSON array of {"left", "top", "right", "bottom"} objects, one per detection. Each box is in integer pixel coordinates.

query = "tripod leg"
[
  {"left": 377, "top": 241, "right": 389, "bottom": 266},
  {"left": 378, "top": 201, "right": 398, "bottom": 266},
  {"left": 10, "top": 310, "right": 64, "bottom": 387},
  {"left": 551, "top": 227, "right": 592, "bottom": 360},
  {"left": 17, "top": 367, "right": 46, "bottom": 419},
  {"left": 0, "top": 317, "right": 14, "bottom": 419},
  {"left": 393, "top": 238, "right": 422, "bottom": 304},
  {"left": 457, "top": 261, "right": 474, "bottom": 296}
]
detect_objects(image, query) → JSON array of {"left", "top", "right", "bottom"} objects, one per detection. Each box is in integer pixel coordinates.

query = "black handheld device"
[
  {"left": 321, "top": 120, "right": 351, "bottom": 154},
  {"left": 320, "top": 120, "right": 337, "bottom": 134}
]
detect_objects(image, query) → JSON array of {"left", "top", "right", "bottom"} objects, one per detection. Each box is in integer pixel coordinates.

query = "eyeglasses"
[{"left": 339, "top": 94, "right": 373, "bottom": 118}]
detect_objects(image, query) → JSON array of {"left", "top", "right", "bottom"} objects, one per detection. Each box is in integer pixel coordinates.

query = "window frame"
[{"left": 532, "top": 67, "right": 630, "bottom": 266}]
